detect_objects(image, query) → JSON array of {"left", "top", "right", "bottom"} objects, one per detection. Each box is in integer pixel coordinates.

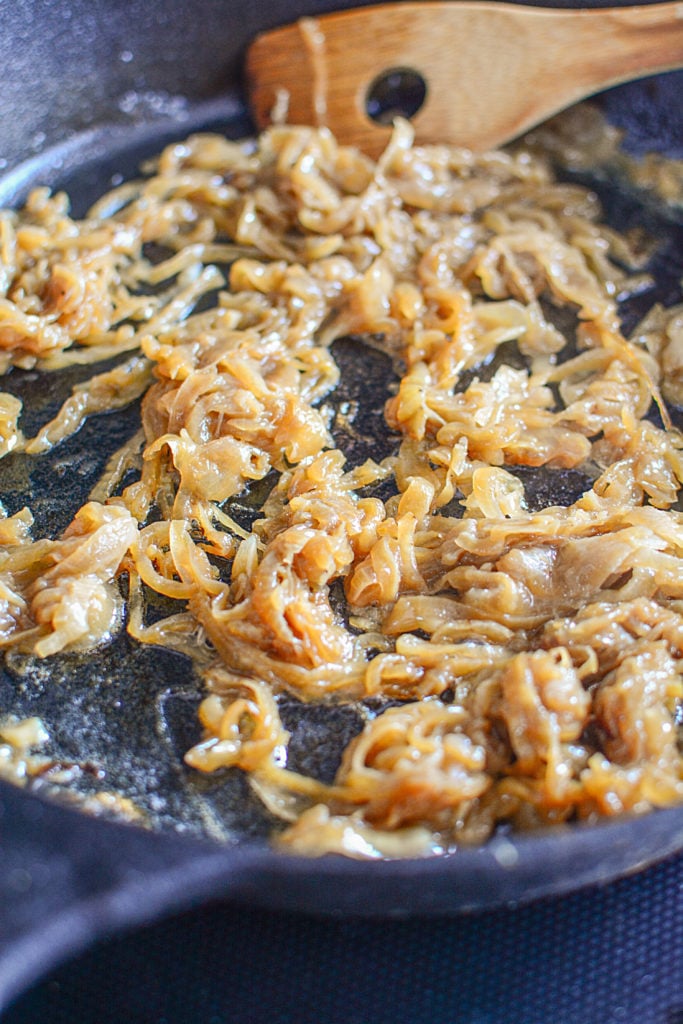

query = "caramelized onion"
[{"left": 1, "top": 117, "right": 682, "bottom": 856}]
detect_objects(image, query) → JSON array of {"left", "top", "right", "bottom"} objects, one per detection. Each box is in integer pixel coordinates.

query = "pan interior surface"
[
  {"left": 0, "top": 99, "right": 682, "bottom": 895},
  {"left": 0, "top": 101, "right": 412, "bottom": 847}
]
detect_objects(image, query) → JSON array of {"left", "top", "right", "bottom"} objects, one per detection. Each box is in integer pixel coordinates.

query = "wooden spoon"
[{"left": 247, "top": 1, "right": 683, "bottom": 155}]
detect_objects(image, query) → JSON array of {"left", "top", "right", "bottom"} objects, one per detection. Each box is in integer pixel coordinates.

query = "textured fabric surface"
[{"left": 4, "top": 851, "right": 683, "bottom": 1024}]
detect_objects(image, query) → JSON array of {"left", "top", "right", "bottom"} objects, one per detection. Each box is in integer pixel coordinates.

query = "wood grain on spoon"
[{"left": 247, "top": 1, "right": 683, "bottom": 155}]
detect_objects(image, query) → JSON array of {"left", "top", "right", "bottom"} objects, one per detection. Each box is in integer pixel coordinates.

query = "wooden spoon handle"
[{"left": 247, "top": 1, "right": 683, "bottom": 154}]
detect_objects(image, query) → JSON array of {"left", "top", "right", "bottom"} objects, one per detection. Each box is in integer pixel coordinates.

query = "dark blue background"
[{"left": 5, "top": 850, "right": 683, "bottom": 1024}]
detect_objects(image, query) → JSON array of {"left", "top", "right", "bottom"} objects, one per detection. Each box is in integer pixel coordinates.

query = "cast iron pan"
[{"left": 0, "top": 0, "right": 682, "bottom": 1011}]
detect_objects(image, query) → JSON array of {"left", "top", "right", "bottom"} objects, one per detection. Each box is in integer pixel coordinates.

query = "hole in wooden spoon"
[{"left": 365, "top": 67, "right": 427, "bottom": 125}]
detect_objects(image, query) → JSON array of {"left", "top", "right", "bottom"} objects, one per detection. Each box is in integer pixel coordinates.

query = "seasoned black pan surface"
[{"left": 1, "top": 102, "right": 682, "bottom": 849}]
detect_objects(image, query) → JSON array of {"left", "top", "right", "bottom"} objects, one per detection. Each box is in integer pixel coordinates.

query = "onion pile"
[{"left": 1, "top": 119, "right": 682, "bottom": 857}]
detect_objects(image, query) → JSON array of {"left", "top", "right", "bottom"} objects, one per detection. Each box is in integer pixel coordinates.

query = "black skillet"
[{"left": 0, "top": 0, "right": 682, "bottom": 1011}]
